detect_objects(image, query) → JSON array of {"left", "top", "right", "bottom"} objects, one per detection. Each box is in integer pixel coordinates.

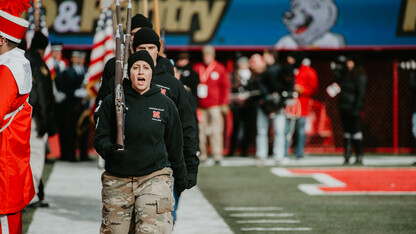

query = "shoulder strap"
[{"left": 0, "top": 103, "right": 25, "bottom": 133}]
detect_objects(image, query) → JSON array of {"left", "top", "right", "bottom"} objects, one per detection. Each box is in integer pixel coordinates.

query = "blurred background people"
[
  {"left": 255, "top": 52, "right": 295, "bottom": 165},
  {"left": 228, "top": 56, "right": 258, "bottom": 157},
  {"left": 285, "top": 52, "right": 319, "bottom": 160},
  {"left": 408, "top": 61, "right": 416, "bottom": 166},
  {"left": 55, "top": 50, "right": 90, "bottom": 162},
  {"left": 193, "top": 45, "right": 231, "bottom": 164},
  {"left": 50, "top": 43, "right": 68, "bottom": 104},
  {"left": 332, "top": 54, "right": 367, "bottom": 165},
  {"left": 176, "top": 52, "right": 200, "bottom": 113},
  {"left": 25, "top": 31, "right": 57, "bottom": 207}
]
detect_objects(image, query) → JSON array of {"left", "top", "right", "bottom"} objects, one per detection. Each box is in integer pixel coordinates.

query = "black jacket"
[
  {"left": 152, "top": 60, "right": 199, "bottom": 179},
  {"left": 94, "top": 79, "right": 186, "bottom": 184},
  {"left": 25, "top": 49, "right": 57, "bottom": 136},
  {"left": 96, "top": 57, "right": 199, "bottom": 187},
  {"left": 258, "top": 64, "right": 295, "bottom": 114},
  {"left": 336, "top": 71, "right": 367, "bottom": 114},
  {"left": 409, "top": 71, "right": 416, "bottom": 113}
]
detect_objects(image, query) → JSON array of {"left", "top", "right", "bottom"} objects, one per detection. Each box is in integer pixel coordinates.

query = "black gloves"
[
  {"left": 185, "top": 172, "right": 197, "bottom": 189},
  {"left": 174, "top": 179, "right": 187, "bottom": 197},
  {"left": 104, "top": 144, "right": 128, "bottom": 161}
]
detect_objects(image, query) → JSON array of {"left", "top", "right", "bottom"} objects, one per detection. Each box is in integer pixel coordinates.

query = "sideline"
[{"left": 27, "top": 161, "right": 232, "bottom": 234}]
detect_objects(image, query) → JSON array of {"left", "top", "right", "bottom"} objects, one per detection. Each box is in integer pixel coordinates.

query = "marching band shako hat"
[
  {"left": 0, "top": 0, "right": 32, "bottom": 44},
  {"left": 0, "top": 10, "right": 29, "bottom": 43}
]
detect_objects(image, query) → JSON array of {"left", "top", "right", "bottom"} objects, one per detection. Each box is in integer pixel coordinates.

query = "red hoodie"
[
  {"left": 295, "top": 64, "right": 319, "bottom": 117},
  {"left": 193, "top": 61, "right": 230, "bottom": 108}
]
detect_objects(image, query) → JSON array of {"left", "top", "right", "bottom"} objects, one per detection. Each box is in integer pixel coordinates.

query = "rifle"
[{"left": 114, "top": 0, "right": 132, "bottom": 149}]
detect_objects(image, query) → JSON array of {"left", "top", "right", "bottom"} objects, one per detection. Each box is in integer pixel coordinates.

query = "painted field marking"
[
  {"left": 237, "top": 220, "right": 301, "bottom": 224},
  {"left": 271, "top": 167, "right": 416, "bottom": 195},
  {"left": 230, "top": 213, "right": 294, "bottom": 217},
  {"left": 224, "top": 207, "right": 283, "bottom": 211},
  {"left": 241, "top": 227, "right": 312, "bottom": 232}
]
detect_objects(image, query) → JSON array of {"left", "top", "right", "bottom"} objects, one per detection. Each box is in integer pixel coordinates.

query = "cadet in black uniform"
[
  {"left": 94, "top": 50, "right": 186, "bottom": 233},
  {"left": 96, "top": 28, "right": 199, "bottom": 191}
]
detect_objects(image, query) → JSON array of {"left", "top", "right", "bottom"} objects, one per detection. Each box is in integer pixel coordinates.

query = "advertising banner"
[{"left": 43, "top": 0, "right": 416, "bottom": 50}]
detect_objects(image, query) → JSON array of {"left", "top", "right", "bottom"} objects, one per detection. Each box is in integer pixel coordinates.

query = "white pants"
[{"left": 29, "top": 120, "right": 48, "bottom": 203}]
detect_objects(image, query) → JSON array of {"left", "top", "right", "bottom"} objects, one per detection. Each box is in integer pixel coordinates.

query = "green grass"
[
  {"left": 22, "top": 160, "right": 55, "bottom": 234},
  {"left": 197, "top": 165, "right": 416, "bottom": 234}
]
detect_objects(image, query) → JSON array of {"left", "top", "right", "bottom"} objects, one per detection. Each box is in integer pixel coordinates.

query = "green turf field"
[{"left": 197, "top": 165, "right": 416, "bottom": 234}]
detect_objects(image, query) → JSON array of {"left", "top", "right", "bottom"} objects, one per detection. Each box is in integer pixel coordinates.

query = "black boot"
[
  {"left": 343, "top": 138, "right": 351, "bottom": 165},
  {"left": 353, "top": 139, "right": 363, "bottom": 165}
]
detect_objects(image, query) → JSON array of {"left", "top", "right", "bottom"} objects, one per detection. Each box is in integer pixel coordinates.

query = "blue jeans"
[
  {"left": 285, "top": 117, "right": 306, "bottom": 158},
  {"left": 413, "top": 113, "right": 416, "bottom": 139},
  {"left": 172, "top": 188, "right": 179, "bottom": 221},
  {"left": 255, "top": 108, "right": 286, "bottom": 161}
]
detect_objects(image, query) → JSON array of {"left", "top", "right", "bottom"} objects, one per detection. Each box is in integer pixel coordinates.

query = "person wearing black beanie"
[
  {"left": 132, "top": 27, "right": 161, "bottom": 54},
  {"left": 95, "top": 48, "right": 186, "bottom": 234},
  {"left": 130, "top": 13, "right": 153, "bottom": 31},
  {"left": 128, "top": 50, "right": 155, "bottom": 73},
  {"left": 95, "top": 18, "right": 199, "bottom": 216}
]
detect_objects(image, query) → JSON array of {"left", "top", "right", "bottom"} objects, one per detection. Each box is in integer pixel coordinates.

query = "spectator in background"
[
  {"left": 228, "top": 56, "right": 258, "bottom": 157},
  {"left": 408, "top": 62, "right": 416, "bottom": 166},
  {"left": 55, "top": 51, "right": 90, "bottom": 162},
  {"left": 50, "top": 43, "right": 67, "bottom": 104},
  {"left": 285, "top": 52, "right": 318, "bottom": 160},
  {"left": 193, "top": 45, "right": 231, "bottom": 164},
  {"left": 0, "top": 9, "right": 35, "bottom": 233},
  {"left": 255, "top": 53, "right": 295, "bottom": 166},
  {"left": 332, "top": 55, "right": 367, "bottom": 165},
  {"left": 25, "top": 31, "right": 58, "bottom": 207},
  {"left": 263, "top": 49, "right": 278, "bottom": 67},
  {"left": 176, "top": 52, "right": 200, "bottom": 112}
]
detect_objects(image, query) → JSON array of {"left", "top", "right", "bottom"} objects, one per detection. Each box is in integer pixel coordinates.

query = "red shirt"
[
  {"left": 0, "top": 65, "right": 35, "bottom": 214},
  {"left": 295, "top": 65, "right": 319, "bottom": 117},
  {"left": 193, "top": 61, "right": 230, "bottom": 108}
]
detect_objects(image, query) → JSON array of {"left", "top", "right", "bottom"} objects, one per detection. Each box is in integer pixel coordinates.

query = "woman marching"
[{"left": 94, "top": 50, "right": 187, "bottom": 233}]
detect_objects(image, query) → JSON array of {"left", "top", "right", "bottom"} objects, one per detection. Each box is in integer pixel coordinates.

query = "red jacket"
[
  {"left": 193, "top": 61, "right": 230, "bottom": 108},
  {"left": 0, "top": 65, "right": 35, "bottom": 214},
  {"left": 295, "top": 65, "right": 318, "bottom": 117}
]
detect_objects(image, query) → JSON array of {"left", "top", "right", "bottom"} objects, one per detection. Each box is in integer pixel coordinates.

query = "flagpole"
[
  {"left": 154, "top": 0, "right": 160, "bottom": 36},
  {"left": 143, "top": 0, "right": 148, "bottom": 18}
]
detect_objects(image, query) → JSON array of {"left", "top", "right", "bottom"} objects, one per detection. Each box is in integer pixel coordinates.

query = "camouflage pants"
[{"left": 100, "top": 167, "right": 174, "bottom": 234}]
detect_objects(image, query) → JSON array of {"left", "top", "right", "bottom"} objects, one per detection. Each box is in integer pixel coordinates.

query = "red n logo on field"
[
  {"left": 272, "top": 168, "right": 416, "bottom": 195},
  {"left": 160, "top": 88, "right": 166, "bottom": 95},
  {"left": 153, "top": 111, "right": 160, "bottom": 119}
]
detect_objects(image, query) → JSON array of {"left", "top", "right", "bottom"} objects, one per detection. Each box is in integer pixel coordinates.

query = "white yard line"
[
  {"left": 241, "top": 227, "right": 312, "bottom": 231},
  {"left": 237, "top": 220, "right": 301, "bottom": 224},
  {"left": 230, "top": 213, "right": 294, "bottom": 217},
  {"left": 224, "top": 207, "right": 283, "bottom": 211}
]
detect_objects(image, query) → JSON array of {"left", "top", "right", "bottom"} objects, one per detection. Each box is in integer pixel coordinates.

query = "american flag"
[
  {"left": 85, "top": 8, "right": 115, "bottom": 99},
  {"left": 26, "top": 0, "right": 55, "bottom": 78}
]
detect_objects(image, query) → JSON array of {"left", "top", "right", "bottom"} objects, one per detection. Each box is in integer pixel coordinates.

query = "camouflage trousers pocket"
[{"left": 156, "top": 197, "right": 174, "bottom": 214}]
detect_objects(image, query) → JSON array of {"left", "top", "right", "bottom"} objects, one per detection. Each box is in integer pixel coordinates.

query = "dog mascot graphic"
[{"left": 275, "top": 0, "right": 345, "bottom": 49}]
